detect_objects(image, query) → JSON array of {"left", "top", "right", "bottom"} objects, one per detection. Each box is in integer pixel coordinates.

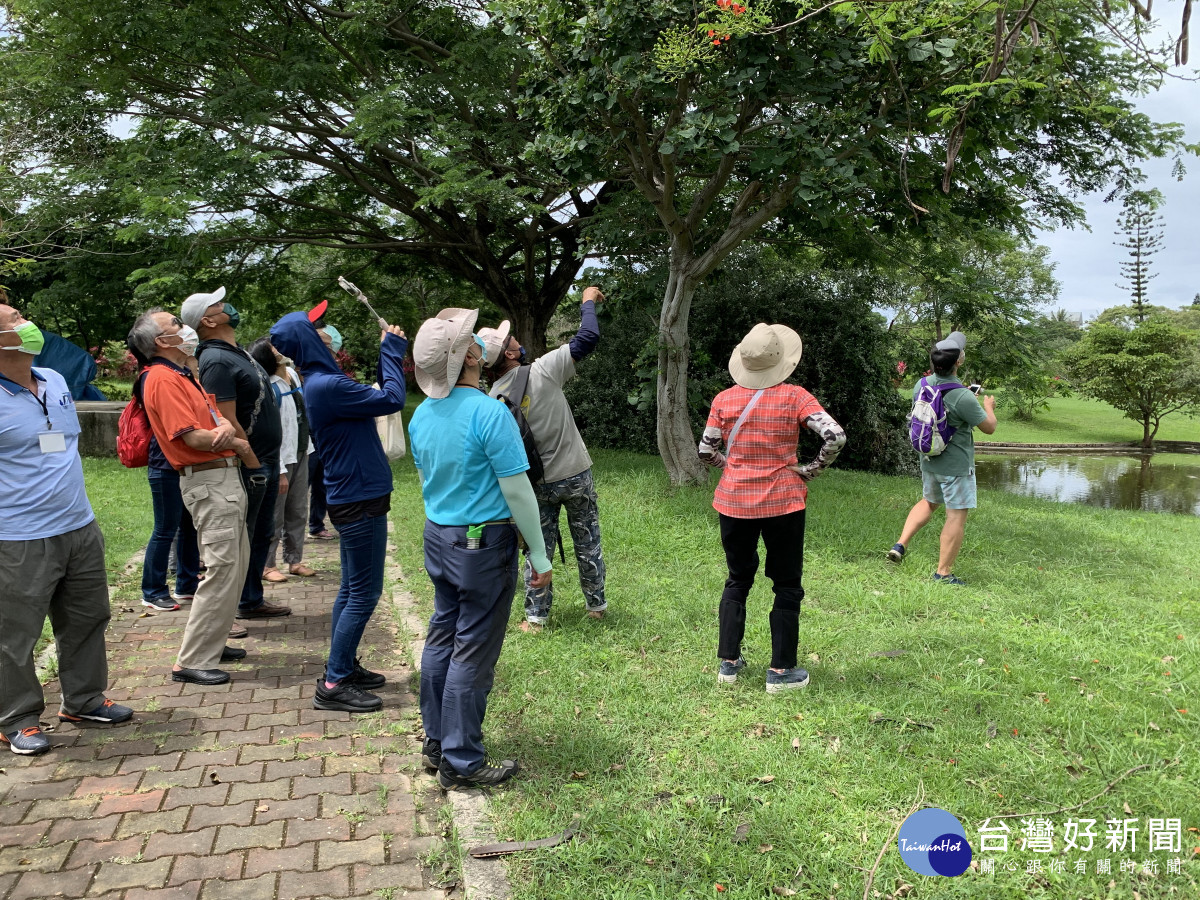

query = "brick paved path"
[{"left": 0, "top": 538, "right": 447, "bottom": 900}]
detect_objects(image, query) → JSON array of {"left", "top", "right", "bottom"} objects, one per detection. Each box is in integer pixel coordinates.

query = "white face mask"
[{"left": 161, "top": 324, "right": 199, "bottom": 357}]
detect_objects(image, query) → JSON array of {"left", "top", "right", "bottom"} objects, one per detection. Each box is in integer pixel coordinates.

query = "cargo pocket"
[
  {"left": 200, "top": 518, "right": 242, "bottom": 567},
  {"left": 181, "top": 482, "right": 210, "bottom": 510}
]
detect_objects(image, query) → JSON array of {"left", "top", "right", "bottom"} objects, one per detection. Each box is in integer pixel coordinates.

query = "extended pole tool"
[{"left": 337, "top": 276, "right": 389, "bottom": 329}]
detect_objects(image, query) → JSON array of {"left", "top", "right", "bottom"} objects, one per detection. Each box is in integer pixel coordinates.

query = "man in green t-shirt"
[{"left": 887, "top": 331, "right": 997, "bottom": 585}]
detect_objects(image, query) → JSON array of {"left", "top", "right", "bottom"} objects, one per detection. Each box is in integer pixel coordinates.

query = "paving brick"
[
  {"left": 140, "top": 767, "right": 207, "bottom": 790},
  {"left": 64, "top": 835, "right": 145, "bottom": 867},
  {"left": 115, "top": 807, "right": 189, "bottom": 840},
  {"left": 250, "top": 688, "right": 301, "bottom": 703},
  {"left": 250, "top": 795, "right": 319, "bottom": 825},
  {"left": 0, "top": 873, "right": 15, "bottom": 897},
  {"left": 227, "top": 779, "right": 291, "bottom": 805},
  {"left": 74, "top": 773, "right": 145, "bottom": 797},
  {"left": 245, "top": 710, "right": 301, "bottom": 730},
  {"left": 0, "top": 841, "right": 70, "bottom": 872},
  {"left": 172, "top": 706, "right": 225, "bottom": 722},
  {"left": 291, "top": 774, "right": 351, "bottom": 799},
  {"left": 132, "top": 826, "right": 216, "bottom": 863},
  {"left": 46, "top": 815, "right": 119, "bottom": 843},
  {"left": 350, "top": 861, "right": 425, "bottom": 893},
  {"left": 5, "top": 776, "right": 81, "bottom": 801},
  {"left": 93, "top": 787, "right": 165, "bottom": 817},
  {"left": 119, "top": 751, "right": 183, "bottom": 774},
  {"left": 167, "top": 852, "right": 244, "bottom": 885},
  {"left": 90, "top": 857, "right": 172, "bottom": 893},
  {"left": 242, "top": 843, "right": 315, "bottom": 878},
  {"left": 162, "top": 783, "right": 231, "bottom": 810},
  {"left": 125, "top": 882, "right": 202, "bottom": 900},
  {"left": 179, "top": 748, "right": 240, "bottom": 770},
  {"left": 0, "top": 822, "right": 49, "bottom": 849},
  {"left": 97, "top": 738, "right": 161, "bottom": 759},
  {"left": 0, "top": 800, "right": 31, "bottom": 826},
  {"left": 213, "top": 820, "right": 285, "bottom": 853},
  {"left": 9, "top": 865, "right": 94, "bottom": 900},
  {"left": 236, "top": 743, "right": 297, "bottom": 764},
  {"left": 278, "top": 865, "right": 351, "bottom": 899},
  {"left": 215, "top": 726, "right": 274, "bottom": 747},
  {"left": 54, "top": 757, "right": 122, "bottom": 778},
  {"left": 198, "top": 872, "right": 277, "bottom": 900},
  {"left": 24, "top": 796, "right": 98, "bottom": 822},
  {"left": 265, "top": 757, "right": 323, "bottom": 780},
  {"left": 285, "top": 816, "right": 351, "bottom": 846},
  {"left": 322, "top": 755, "right": 382, "bottom": 776},
  {"left": 201, "top": 762, "right": 263, "bottom": 784},
  {"left": 269, "top": 726, "right": 325, "bottom": 744},
  {"left": 186, "top": 801, "right": 256, "bottom": 830},
  {"left": 158, "top": 734, "right": 221, "bottom": 755},
  {"left": 318, "top": 836, "right": 385, "bottom": 870}
]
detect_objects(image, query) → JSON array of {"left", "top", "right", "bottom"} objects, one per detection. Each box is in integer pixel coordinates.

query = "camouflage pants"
[{"left": 522, "top": 468, "right": 606, "bottom": 623}]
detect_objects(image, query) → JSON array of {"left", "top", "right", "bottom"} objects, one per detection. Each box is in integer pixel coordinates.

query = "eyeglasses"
[{"left": 155, "top": 316, "right": 185, "bottom": 339}]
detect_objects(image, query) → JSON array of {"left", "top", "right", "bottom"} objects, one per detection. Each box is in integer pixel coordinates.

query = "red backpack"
[{"left": 116, "top": 371, "right": 153, "bottom": 468}]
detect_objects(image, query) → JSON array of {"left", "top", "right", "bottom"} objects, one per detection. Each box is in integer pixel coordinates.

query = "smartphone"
[{"left": 969, "top": 384, "right": 982, "bottom": 395}]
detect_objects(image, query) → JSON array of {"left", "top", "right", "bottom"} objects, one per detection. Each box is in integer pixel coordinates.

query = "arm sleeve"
[
  {"left": 568, "top": 300, "right": 600, "bottom": 362},
  {"left": 793, "top": 409, "right": 846, "bottom": 480},
  {"left": 498, "top": 474, "right": 551, "bottom": 573},
  {"left": 698, "top": 401, "right": 726, "bottom": 467},
  {"left": 323, "top": 334, "right": 408, "bottom": 418}
]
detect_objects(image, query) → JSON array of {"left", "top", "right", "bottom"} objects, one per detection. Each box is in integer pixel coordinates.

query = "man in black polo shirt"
[{"left": 181, "top": 287, "right": 290, "bottom": 618}]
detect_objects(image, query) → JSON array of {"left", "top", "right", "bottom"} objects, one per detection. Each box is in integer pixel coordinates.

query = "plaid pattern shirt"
[{"left": 699, "top": 383, "right": 835, "bottom": 518}]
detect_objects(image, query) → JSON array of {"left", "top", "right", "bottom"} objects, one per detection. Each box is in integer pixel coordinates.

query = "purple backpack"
[{"left": 909, "top": 377, "right": 964, "bottom": 456}]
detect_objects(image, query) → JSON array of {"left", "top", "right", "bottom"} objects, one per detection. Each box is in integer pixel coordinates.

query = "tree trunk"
[
  {"left": 656, "top": 259, "right": 707, "bottom": 486},
  {"left": 1142, "top": 416, "right": 1154, "bottom": 449},
  {"left": 506, "top": 301, "right": 556, "bottom": 359}
]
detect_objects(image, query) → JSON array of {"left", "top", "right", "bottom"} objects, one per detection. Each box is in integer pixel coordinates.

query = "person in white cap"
[
  {"left": 887, "top": 331, "right": 996, "bottom": 584},
  {"left": 407, "top": 308, "right": 553, "bottom": 789},
  {"left": 479, "top": 285, "right": 606, "bottom": 630},
  {"left": 698, "top": 322, "right": 846, "bottom": 693}
]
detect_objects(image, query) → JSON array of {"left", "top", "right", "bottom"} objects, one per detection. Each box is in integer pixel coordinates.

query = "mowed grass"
[
  {"left": 983, "top": 396, "right": 1200, "bottom": 445},
  {"left": 388, "top": 446, "right": 1199, "bottom": 900}
]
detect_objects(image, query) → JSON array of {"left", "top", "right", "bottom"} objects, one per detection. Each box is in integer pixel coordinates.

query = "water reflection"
[{"left": 975, "top": 454, "right": 1200, "bottom": 515}]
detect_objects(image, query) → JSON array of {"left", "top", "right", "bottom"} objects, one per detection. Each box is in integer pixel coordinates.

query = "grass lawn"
[
  {"left": 982, "top": 396, "right": 1200, "bottom": 446},
  {"left": 389, "top": 447, "right": 1199, "bottom": 900}
]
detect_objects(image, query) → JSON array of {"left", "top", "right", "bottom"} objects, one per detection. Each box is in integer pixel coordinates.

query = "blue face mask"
[{"left": 222, "top": 303, "right": 241, "bottom": 329}]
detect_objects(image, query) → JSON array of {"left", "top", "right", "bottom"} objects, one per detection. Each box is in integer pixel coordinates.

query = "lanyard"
[{"left": 0, "top": 372, "right": 53, "bottom": 429}]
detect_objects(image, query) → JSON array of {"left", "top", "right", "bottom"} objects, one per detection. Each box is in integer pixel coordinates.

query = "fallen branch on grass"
[
  {"left": 974, "top": 761, "right": 1165, "bottom": 824},
  {"left": 862, "top": 783, "right": 925, "bottom": 900}
]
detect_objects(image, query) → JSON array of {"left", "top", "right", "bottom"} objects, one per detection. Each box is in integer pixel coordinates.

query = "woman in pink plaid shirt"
[{"left": 698, "top": 323, "right": 845, "bottom": 693}]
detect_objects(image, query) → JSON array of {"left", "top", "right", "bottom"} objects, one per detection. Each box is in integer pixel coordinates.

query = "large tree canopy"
[
  {"left": 0, "top": 0, "right": 618, "bottom": 350},
  {"left": 497, "top": 0, "right": 1191, "bottom": 482}
]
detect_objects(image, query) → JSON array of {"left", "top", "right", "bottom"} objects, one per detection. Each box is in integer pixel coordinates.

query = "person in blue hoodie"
[{"left": 269, "top": 310, "right": 408, "bottom": 713}]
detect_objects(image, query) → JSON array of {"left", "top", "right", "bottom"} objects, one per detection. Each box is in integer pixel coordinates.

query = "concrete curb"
[{"left": 386, "top": 533, "right": 514, "bottom": 900}]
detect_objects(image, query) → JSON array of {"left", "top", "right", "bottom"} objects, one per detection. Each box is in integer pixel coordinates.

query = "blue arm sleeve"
[
  {"left": 498, "top": 474, "right": 551, "bottom": 573},
  {"left": 326, "top": 334, "right": 408, "bottom": 418},
  {"left": 568, "top": 300, "right": 600, "bottom": 362}
]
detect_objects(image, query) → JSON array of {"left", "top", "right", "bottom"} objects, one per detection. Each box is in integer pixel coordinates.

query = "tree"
[
  {"left": 1114, "top": 188, "right": 1165, "bottom": 323},
  {"left": 497, "top": 0, "right": 1189, "bottom": 483},
  {"left": 1064, "top": 317, "right": 1200, "bottom": 447},
  {"left": 0, "top": 0, "right": 618, "bottom": 352}
]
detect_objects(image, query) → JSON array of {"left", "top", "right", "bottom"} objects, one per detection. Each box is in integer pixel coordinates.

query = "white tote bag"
[{"left": 372, "top": 383, "right": 407, "bottom": 460}]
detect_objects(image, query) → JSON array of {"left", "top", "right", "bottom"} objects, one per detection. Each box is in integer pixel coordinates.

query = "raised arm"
[{"left": 790, "top": 411, "right": 846, "bottom": 481}]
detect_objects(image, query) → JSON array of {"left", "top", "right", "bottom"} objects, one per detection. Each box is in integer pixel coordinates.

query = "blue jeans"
[
  {"left": 238, "top": 466, "right": 279, "bottom": 611},
  {"left": 142, "top": 467, "right": 200, "bottom": 601},
  {"left": 326, "top": 512, "right": 388, "bottom": 683},
  {"left": 419, "top": 520, "right": 517, "bottom": 775}
]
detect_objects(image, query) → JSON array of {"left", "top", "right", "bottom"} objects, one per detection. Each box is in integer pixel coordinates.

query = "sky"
[{"left": 1034, "top": 20, "right": 1199, "bottom": 320}]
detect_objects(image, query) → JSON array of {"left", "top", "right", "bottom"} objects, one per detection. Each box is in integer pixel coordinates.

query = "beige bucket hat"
[
  {"left": 413, "top": 308, "right": 480, "bottom": 398},
  {"left": 728, "top": 323, "right": 803, "bottom": 389},
  {"left": 476, "top": 320, "right": 511, "bottom": 368}
]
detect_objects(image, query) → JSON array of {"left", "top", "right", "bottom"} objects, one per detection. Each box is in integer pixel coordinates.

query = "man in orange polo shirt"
[{"left": 128, "top": 309, "right": 258, "bottom": 686}]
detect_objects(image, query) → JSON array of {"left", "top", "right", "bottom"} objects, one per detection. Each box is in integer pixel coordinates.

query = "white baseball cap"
[{"left": 180, "top": 286, "right": 227, "bottom": 329}]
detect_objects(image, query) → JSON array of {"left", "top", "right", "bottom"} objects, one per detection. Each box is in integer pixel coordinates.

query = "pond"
[{"left": 974, "top": 453, "right": 1200, "bottom": 515}]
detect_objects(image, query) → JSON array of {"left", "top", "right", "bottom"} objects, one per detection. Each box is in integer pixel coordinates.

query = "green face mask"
[{"left": 0, "top": 321, "right": 45, "bottom": 355}]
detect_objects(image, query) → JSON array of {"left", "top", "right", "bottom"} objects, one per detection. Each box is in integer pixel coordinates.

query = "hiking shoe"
[
  {"left": 58, "top": 699, "right": 133, "bottom": 725},
  {"left": 766, "top": 667, "right": 810, "bottom": 693},
  {"left": 886, "top": 543, "right": 906, "bottom": 563},
  {"left": 172, "top": 667, "right": 230, "bottom": 686},
  {"left": 142, "top": 596, "right": 180, "bottom": 611},
  {"left": 421, "top": 738, "right": 442, "bottom": 772},
  {"left": 1, "top": 726, "right": 51, "bottom": 755},
  {"left": 237, "top": 601, "right": 291, "bottom": 618},
  {"left": 313, "top": 679, "right": 382, "bottom": 713},
  {"left": 345, "top": 658, "right": 386, "bottom": 690},
  {"left": 171, "top": 591, "right": 195, "bottom": 602},
  {"left": 438, "top": 758, "right": 519, "bottom": 790},
  {"left": 932, "top": 573, "right": 967, "bottom": 586},
  {"left": 717, "top": 657, "right": 747, "bottom": 684}
]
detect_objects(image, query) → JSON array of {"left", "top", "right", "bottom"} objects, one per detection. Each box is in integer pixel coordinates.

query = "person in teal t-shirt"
[{"left": 887, "top": 331, "right": 997, "bottom": 585}]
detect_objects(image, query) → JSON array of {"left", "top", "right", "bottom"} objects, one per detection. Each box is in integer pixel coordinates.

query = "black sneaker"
[
  {"left": 2, "top": 726, "right": 51, "bottom": 755},
  {"left": 345, "top": 658, "right": 386, "bottom": 690},
  {"left": 438, "top": 757, "right": 519, "bottom": 790},
  {"left": 142, "top": 596, "right": 180, "bottom": 611},
  {"left": 313, "top": 679, "right": 382, "bottom": 713},
  {"left": 421, "top": 738, "right": 442, "bottom": 772}
]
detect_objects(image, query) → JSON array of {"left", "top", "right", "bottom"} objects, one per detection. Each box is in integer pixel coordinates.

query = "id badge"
[{"left": 39, "top": 431, "right": 67, "bottom": 453}]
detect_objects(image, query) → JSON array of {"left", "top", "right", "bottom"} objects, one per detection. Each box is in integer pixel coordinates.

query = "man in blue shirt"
[
  {"left": 0, "top": 296, "right": 133, "bottom": 755},
  {"left": 409, "top": 308, "right": 553, "bottom": 789}
]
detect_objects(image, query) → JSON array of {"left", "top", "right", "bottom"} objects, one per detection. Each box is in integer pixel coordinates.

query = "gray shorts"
[{"left": 922, "top": 469, "right": 977, "bottom": 510}]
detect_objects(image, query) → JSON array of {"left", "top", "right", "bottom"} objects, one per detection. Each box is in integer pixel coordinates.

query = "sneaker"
[
  {"left": 171, "top": 591, "right": 195, "bottom": 602},
  {"left": 142, "top": 596, "right": 180, "bottom": 611},
  {"left": 1, "top": 726, "right": 51, "bottom": 756},
  {"left": 58, "top": 698, "right": 134, "bottom": 725},
  {"left": 886, "top": 543, "right": 906, "bottom": 563},
  {"left": 344, "top": 658, "right": 386, "bottom": 690},
  {"left": 766, "top": 667, "right": 810, "bottom": 693},
  {"left": 931, "top": 573, "right": 967, "bottom": 585},
  {"left": 438, "top": 757, "right": 519, "bottom": 790},
  {"left": 313, "top": 679, "right": 382, "bottom": 713},
  {"left": 717, "top": 657, "right": 747, "bottom": 684},
  {"left": 220, "top": 646, "right": 247, "bottom": 662},
  {"left": 421, "top": 738, "right": 442, "bottom": 772}
]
